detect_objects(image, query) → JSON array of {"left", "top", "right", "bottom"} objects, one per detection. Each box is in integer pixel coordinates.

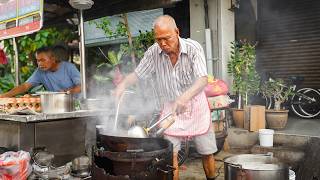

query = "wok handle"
[
  {"left": 228, "top": 163, "right": 243, "bottom": 169},
  {"left": 147, "top": 112, "right": 173, "bottom": 131},
  {"left": 157, "top": 165, "right": 175, "bottom": 174}
]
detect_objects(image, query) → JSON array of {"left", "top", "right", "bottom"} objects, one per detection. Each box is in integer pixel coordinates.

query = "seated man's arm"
[
  {"left": 65, "top": 63, "right": 81, "bottom": 94},
  {"left": 63, "top": 84, "right": 81, "bottom": 94},
  {"left": 0, "top": 83, "right": 33, "bottom": 98}
]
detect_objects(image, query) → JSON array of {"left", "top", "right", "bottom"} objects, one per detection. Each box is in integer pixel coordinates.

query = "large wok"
[
  {"left": 95, "top": 128, "right": 175, "bottom": 177},
  {"left": 98, "top": 130, "right": 171, "bottom": 152}
]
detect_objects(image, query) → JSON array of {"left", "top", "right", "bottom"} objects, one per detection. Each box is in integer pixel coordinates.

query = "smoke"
[
  {"left": 87, "top": 70, "right": 159, "bottom": 137},
  {"left": 85, "top": 44, "right": 161, "bottom": 137}
]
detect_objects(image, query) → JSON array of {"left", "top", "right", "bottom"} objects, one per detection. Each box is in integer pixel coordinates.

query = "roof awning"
[{"left": 44, "top": 0, "right": 181, "bottom": 28}]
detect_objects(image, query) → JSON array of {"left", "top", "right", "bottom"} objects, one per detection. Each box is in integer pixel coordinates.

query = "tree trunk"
[
  {"left": 122, "top": 13, "right": 137, "bottom": 68},
  {"left": 238, "top": 94, "right": 242, "bottom": 109},
  {"left": 274, "top": 101, "right": 281, "bottom": 111}
]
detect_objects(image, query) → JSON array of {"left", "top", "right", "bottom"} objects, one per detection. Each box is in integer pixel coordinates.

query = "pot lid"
[
  {"left": 224, "top": 154, "right": 288, "bottom": 170},
  {"left": 36, "top": 91, "right": 68, "bottom": 95}
]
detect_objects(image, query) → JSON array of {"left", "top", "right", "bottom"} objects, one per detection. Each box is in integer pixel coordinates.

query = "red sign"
[{"left": 0, "top": 0, "right": 43, "bottom": 40}]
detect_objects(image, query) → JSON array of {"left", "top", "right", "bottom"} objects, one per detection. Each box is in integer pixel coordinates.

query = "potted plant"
[
  {"left": 227, "top": 40, "right": 260, "bottom": 128},
  {"left": 260, "top": 78, "right": 294, "bottom": 129}
]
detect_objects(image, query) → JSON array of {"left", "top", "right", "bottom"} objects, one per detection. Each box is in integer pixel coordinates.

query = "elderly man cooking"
[
  {"left": 0, "top": 46, "right": 81, "bottom": 98},
  {"left": 114, "top": 15, "right": 217, "bottom": 180}
]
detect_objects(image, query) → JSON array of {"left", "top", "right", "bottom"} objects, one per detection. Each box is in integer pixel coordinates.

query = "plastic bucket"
[
  {"left": 259, "top": 129, "right": 274, "bottom": 147},
  {"left": 289, "top": 170, "right": 296, "bottom": 180}
]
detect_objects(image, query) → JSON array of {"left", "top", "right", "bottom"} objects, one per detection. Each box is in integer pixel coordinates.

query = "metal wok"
[{"left": 98, "top": 131, "right": 171, "bottom": 152}]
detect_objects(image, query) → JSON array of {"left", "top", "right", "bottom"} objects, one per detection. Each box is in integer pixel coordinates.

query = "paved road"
[{"left": 277, "top": 115, "right": 320, "bottom": 137}]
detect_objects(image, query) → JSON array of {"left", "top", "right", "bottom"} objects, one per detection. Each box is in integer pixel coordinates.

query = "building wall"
[
  {"left": 189, "top": 0, "right": 206, "bottom": 46},
  {"left": 219, "top": 0, "right": 235, "bottom": 86},
  {"left": 190, "top": 0, "right": 235, "bottom": 86}
]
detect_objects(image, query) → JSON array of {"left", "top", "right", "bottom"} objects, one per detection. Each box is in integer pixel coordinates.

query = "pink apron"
[{"left": 160, "top": 91, "right": 211, "bottom": 137}]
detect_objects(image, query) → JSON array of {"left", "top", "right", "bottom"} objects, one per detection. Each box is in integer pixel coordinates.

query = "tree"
[{"left": 227, "top": 40, "right": 260, "bottom": 109}]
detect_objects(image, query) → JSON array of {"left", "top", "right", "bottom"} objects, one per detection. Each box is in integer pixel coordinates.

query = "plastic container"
[
  {"left": 289, "top": 169, "right": 296, "bottom": 180},
  {"left": 259, "top": 129, "right": 275, "bottom": 147}
]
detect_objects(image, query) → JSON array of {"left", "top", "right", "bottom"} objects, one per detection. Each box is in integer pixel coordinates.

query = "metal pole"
[
  {"left": 79, "top": 9, "right": 87, "bottom": 99},
  {"left": 204, "top": 0, "right": 213, "bottom": 75},
  {"left": 12, "top": 37, "right": 19, "bottom": 86},
  {"left": 205, "top": 29, "right": 213, "bottom": 75}
]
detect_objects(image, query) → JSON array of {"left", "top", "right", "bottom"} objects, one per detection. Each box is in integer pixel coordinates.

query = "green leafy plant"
[
  {"left": 0, "top": 74, "right": 15, "bottom": 93},
  {"left": 260, "top": 78, "right": 294, "bottom": 110},
  {"left": 90, "top": 15, "right": 155, "bottom": 67},
  {"left": 89, "top": 14, "right": 155, "bottom": 88},
  {"left": 227, "top": 40, "right": 260, "bottom": 109},
  {"left": 93, "top": 49, "right": 124, "bottom": 83}
]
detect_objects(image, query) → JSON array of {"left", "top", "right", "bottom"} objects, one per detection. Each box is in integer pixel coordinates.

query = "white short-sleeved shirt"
[{"left": 135, "top": 38, "right": 211, "bottom": 136}]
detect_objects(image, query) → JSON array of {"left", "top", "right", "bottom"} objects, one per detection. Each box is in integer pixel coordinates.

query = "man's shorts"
[{"left": 164, "top": 128, "right": 218, "bottom": 155}]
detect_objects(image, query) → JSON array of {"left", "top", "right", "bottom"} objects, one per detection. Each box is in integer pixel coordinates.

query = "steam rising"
[{"left": 89, "top": 77, "right": 159, "bottom": 137}]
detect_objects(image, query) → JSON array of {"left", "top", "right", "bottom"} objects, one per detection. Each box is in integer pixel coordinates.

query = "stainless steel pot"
[
  {"left": 224, "top": 154, "right": 289, "bottom": 180},
  {"left": 33, "top": 151, "right": 55, "bottom": 166},
  {"left": 36, "top": 92, "right": 74, "bottom": 114},
  {"left": 71, "top": 156, "right": 90, "bottom": 178}
]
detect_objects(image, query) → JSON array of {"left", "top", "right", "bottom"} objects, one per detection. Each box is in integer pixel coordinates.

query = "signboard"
[{"left": 0, "top": 0, "right": 43, "bottom": 40}]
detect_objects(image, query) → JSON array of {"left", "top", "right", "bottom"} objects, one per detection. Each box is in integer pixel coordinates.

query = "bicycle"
[
  {"left": 264, "top": 77, "right": 320, "bottom": 118},
  {"left": 291, "top": 87, "right": 320, "bottom": 118}
]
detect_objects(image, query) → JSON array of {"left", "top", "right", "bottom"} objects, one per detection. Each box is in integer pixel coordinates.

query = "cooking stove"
[{"left": 92, "top": 131, "right": 174, "bottom": 180}]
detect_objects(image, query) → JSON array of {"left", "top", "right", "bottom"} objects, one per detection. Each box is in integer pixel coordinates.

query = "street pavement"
[{"left": 179, "top": 151, "right": 233, "bottom": 180}]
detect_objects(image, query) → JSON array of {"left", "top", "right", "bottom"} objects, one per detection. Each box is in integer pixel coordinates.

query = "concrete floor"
[
  {"left": 179, "top": 151, "right": 233, "bottom": 180},
  {"left": 178, "top": 115, "right": 320, "bottom": 180},
  {"left": 276, "top": 115, "right": 320, "bottom": 137}
]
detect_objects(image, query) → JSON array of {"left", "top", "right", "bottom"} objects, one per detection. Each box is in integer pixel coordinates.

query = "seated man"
[
  {"left": 52, "top": 45, "right": 70, "bottom": 62},
  {"left": 0, "top": 47, "right": 81, "bottom": 97}
]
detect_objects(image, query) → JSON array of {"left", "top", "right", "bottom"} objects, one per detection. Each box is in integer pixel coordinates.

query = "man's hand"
[
  {"left": 0, "top": 83, "right": 32, "bottom": 98},
  {"left": 172, "top": 76, "right": 208, "bottom": 115},
  {"left": 62, "top": 85, "right": 81, "bottom": 94},
  {"left": 112, "top": 72, "right": 138, "bottom": 103},
  {"left": 113, "top": 83, "right": 126, "bottom": 103},
  {"left": 172, "top": 95, "right": 189, "bottom": 115}
]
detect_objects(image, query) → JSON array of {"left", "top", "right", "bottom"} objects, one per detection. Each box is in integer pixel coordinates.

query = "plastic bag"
[
  {"left": 207, "top": 95, "right": 231, "bottom": 109},
  {"left": 204, "top": 76, "right": 229, "bottom": 97},
  {"left": 0, "top": 151, "right": 32, "bottom": 180}
]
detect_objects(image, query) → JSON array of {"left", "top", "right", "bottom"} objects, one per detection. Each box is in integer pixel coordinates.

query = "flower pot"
[
  {"left": 265, "top": 109, "right": 289, "bottom": 129},
  {"left": 232, "top": 108, "right": 244, "bottom": 128}
]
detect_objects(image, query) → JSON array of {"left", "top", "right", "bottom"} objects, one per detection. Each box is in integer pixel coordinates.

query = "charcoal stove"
[{"left": 92, "top": 129, "right": 174, "bottom": 180}]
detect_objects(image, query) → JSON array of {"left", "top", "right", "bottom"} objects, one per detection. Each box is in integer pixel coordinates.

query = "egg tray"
[{"left": 0, "top": 97, "right": 42, "bottom": 113}]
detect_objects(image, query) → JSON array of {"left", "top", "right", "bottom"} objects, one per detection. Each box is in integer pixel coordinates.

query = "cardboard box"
[{"left": 244, "top": 105, "right": 266, "bottom": 132}]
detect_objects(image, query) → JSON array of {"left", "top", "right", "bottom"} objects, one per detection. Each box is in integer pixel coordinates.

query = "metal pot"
[
  {"left": 71, "top": 156, "right": 90, "bottom": 178},
  {"left": 224, "top": 154, "right": 289, "bottom": 180},
  {"left": 33, "top": 151, "right": 55, "bottom": 166},
  {"left": 36, "top": 92, "right": 74, "bottom": 114}
]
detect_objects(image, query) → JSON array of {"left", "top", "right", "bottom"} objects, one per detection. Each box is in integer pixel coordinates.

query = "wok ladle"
[
  {"left": 113, "top": 90, "right": 135, "bottom": 131},
  {"left": 127, "top": 112, "right": 173, "bottom": 138}
]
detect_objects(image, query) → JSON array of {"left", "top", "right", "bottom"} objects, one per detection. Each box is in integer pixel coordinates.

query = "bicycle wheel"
[{"left": 291, "top": 88, "right": 320, "bottom": 118}]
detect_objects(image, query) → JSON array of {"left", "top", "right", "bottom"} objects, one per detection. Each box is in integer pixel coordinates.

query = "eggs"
[{"left": 0, "top": 95, "right": 42, "bottom": 113}]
